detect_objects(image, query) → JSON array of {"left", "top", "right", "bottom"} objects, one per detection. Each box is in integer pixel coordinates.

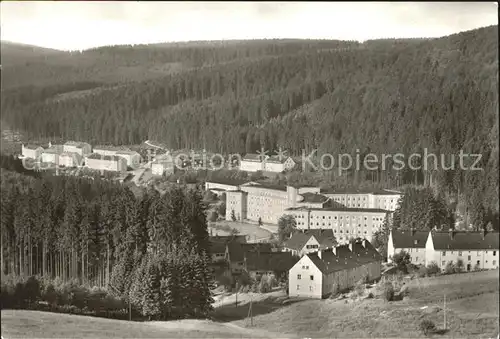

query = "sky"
[{"left": 0, "top": 1, "right": 498, "bottom": 51}]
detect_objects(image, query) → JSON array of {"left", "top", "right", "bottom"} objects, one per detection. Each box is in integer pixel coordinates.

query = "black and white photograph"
[{"left": 0, "top": 1, "right": 498, "bottom": 338}]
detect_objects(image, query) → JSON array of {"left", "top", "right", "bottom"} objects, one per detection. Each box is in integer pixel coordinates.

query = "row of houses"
[
  {"left": 207, "top": 233, "right": 383, "bottom": 299},
  {"left": 388, "top": 228, "right": 499, "bottom": 271},
  {"left": 21, "top": 142, "right": 145, "bottom": 173}
]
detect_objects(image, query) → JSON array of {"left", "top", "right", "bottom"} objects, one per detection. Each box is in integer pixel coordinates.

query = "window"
[
  {"left": 309, "top": 286, "right": 313, "bottom": 291},
  {"left": 477, "top": 260, "right": 480, "bottom": 265},
  {"left": 310, "top": 275, "right": 314, "bottom": 281},
  {"left": 458, "top": 251, "right": 462, "bottom": 256},
  {"left": 494, "top": 251, "right": 497, "bottom": 256},
  {"left": 477, "top": 251, "right": 481, "bottom": 256},
  {"left": 297, "top": 274, "right": 301, "bottom": 280},
  {"left": 306, "top": 266, "right": 309, "bottom": 269},
  {"left": 297, "top": 285, "right": 300, "bottom": 290},
  {"left": 415, "top": 257, "right": 418, "bottom": 261},
  {"left": 493, "top": 261, "right": 497, "bottom": 266},
  {"left": 414, "top": 240, "right": 418, "bottom": 245},
  {"left": 468, "top": 256, "right": 471, "bottom": 261}
]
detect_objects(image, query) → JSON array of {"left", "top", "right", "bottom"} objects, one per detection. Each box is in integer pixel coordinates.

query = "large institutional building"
[
  {"left": 217, "top": 178, "right": 397, "bottom": 244},
  {"left": 285, "top": 207, "right": 388, "bottom": 244},
  {"left": 320, "top": 188, "right": 402, "bottom": 212},
  {"left": 226, "top": 183, "right": 327, "bottom": 224}
]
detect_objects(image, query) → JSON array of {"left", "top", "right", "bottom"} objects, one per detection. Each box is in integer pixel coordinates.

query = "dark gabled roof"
[
  {"left": 391, "top": 229, "right": 429, "bottom": 249},
  {"left": 209, "top": 235, "right": 247, "bottom": 244},
  {"left": 320, "top": 188, "right": 403, "bottom": 195},
  {"left": 243, "top": 183, "right": 287, "bottom": 192},
  {"left": 306, "top": 240, "right": 382, "bottom": 275},
  {"left": 206, "top": 177, "right": 249, "bottom": 187},
  {"left": 42, "top": 145, "right": 64, "bottom": 154},
  {"left": 431, "top": 231, "right": 499, "bottom": 250},
  {"left": 115, "top": 150, "right": 140, "bottom": 156},
  {"left": 59, "top": 152, "right": 83, "bottom": 160},
  {"left": 94, "top": 145, "right": 130, "bottom": 152},
  {"left": 242, "top": 153, "right": 262, "bottom": 161},
  {"left": 240, "top": 243, "right": 273, "bottom": 253},
  {"left": 227, "top": 241, "right": 245, "bottom": 262},
  {"left": 23, "top": 144, "right": 42, "bottom": 150},
  {"left": 284, "top": 229, "right": 336, "bottom": 251},
  {"left": 245, "top": 251, "right": 299, "bottom": 272},
  {"left": 266, "top": 155, "right": 292, "bottom": 164},
  {"left": 86, "top": 153, "right": 125, "bottom": 162},
  {"left": 300, "top": 192, "right": 329, "bottom": 204},
  {"left": 64, "top": 141, "right": 91, "bottom": 148},
  {"left": 209, "top": 241, "right": 227, "bottom": 254},
  {"left": 286, "top": 206, "right": 389, "bottom": 213}
]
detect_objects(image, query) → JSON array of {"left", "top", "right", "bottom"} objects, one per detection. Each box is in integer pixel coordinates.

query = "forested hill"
[{"left": 1, "top": 26, "right": 498, "bottom": 218}]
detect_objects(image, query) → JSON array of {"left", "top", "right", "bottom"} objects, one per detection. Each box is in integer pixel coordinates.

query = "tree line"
[
  {"left": 0, "top": 167, "right": 214, "bottom": 319},
  {"left": 1, "top": 26, "right": 498, "bottom": 230}
]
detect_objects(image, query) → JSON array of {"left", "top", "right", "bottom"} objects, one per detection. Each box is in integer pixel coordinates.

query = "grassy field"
[
  {"left": 0, "top": 310, "right": 289, "bottom": 339},
  {"left": 229, "top": 269, "right": 499, "bottom": 338}
]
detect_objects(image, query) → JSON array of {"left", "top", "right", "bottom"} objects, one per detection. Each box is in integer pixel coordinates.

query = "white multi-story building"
[
  {"left": 387, "top": 228, "right": 429, "bottom": 265},
  {"left": 115, "top": 151, "right": 141, "bottom": 169},
  {"left": 288, "top": 239, "right": 382, "bottom": 299},
  {"left": 63, "top": 141, "right": 92, "bottom": 157},
  {"left": 226, "top": 183, "right": 328, "bottom": 224},
  {"left": 320, "top": 188, "right": 403, "bottom": 212},
  {"left": 41, "top": 145, "right": 64, "bottom": 164},
  {"left": 425, "top": 230, "right": 499, "bottom": 271},
  {"left": 21, "top": 144, "right": 43, "bottom": 159},
  {"left": 239, "top": 154, "right": 296, "bottom": 173},
  {"left": 286, "top": 206, "right": 388, "bottom": 244},
  {"left": 387, "top": 229, "right": 499, "bottom": 271},
  {"left": 58, "top": 152, "right": 83, "bottom": 167},
  {"left": 85, "top": 153, "right": 127, "bottom": 173}
]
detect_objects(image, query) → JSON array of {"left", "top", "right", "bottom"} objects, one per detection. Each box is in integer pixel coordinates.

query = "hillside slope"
[
  {"left": 1, "top": 26, "right": 498, "bottom": 218},
  {"left": 0, "top": 310, "right": 289, "bottom": 338}
]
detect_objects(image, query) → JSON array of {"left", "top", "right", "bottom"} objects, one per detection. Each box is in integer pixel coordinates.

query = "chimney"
[
  {"left": 318, "top": 250, "right": 322, "bottom": 260},
  {"left": 449, "top": 228, "right": 454, "bottom": 240},
  {"left": 411, "top": 228, "right": 416, "bottom": 236}
]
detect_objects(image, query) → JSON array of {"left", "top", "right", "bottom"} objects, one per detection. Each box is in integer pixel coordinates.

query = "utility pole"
[
  {"left": 247, "top": 294, "right": 253, "bottom": 327},
  {"left": 235, "top": 281, "right": 238, "bottom": 308},
  {"left": 443, "top": 294, "right": 446, "bottom": 330}
]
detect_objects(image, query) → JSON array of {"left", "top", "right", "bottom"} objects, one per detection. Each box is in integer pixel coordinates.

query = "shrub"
[
  {"left": 399, "top": 284, "right": 410, "bottom": 298},
  {"left": 367, "top": 292, "right": 374, "bottom": 299},
  {"left": 473, "top": 262, "right": 481, "bottom": 271},
  {"left": 354, "top": 279, "right": 366, "bottom": 297},
  {"left": 383, "top": 282, "right": 395, "bottom": 301},
  {"left": 418, "top": 266, "right": 428, "bottom": 278},
  {"left": 419, "top": 319, "right": 436, "bottom": 336},
  {"left": 25, "top": 276, "right": 42, "bottom": 304},
  {"left": 217, "top": 275, "right": 233, "bottom": 291},
  {"left": 42, "top": 283, "right": 58, "bottom": 307},
  {"left": 257, "top": 275, "right": 275, "bottom": 293},
  {"left": 426, "top": 262, "right": 440, "bottom": 276},
  {"left": 392, "top": 251, "right": 411, "bottom": 274},
  {"left": 455, "top": 259, "right": 464, "bottom": 273},
  {"left": 444, "top": 261, "right": 455, "bottom": 275},
  {"left": 238, "top": 271, "right": 253, "bottom": 287}
]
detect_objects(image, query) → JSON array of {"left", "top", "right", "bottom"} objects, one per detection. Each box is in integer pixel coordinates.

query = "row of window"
[
  {"left": 297, "top": 274, "right": 314, "bottom": 280},
  {"left": 296, "top": 285, "right": 314, "bottom": 291},
  {"left": 295, "top": 215, "right": 384, "bottom": 221},
  {"left": 442, "top": 251, "right": 496, "bottom": 256},
  {"left": 441, "top": 260, "right": 496, "bottom": 266}
]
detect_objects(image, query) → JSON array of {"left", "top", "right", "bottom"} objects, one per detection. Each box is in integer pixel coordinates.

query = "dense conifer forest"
[{"left": 0, "top": 25, "right": 498, "bottom": 226}]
